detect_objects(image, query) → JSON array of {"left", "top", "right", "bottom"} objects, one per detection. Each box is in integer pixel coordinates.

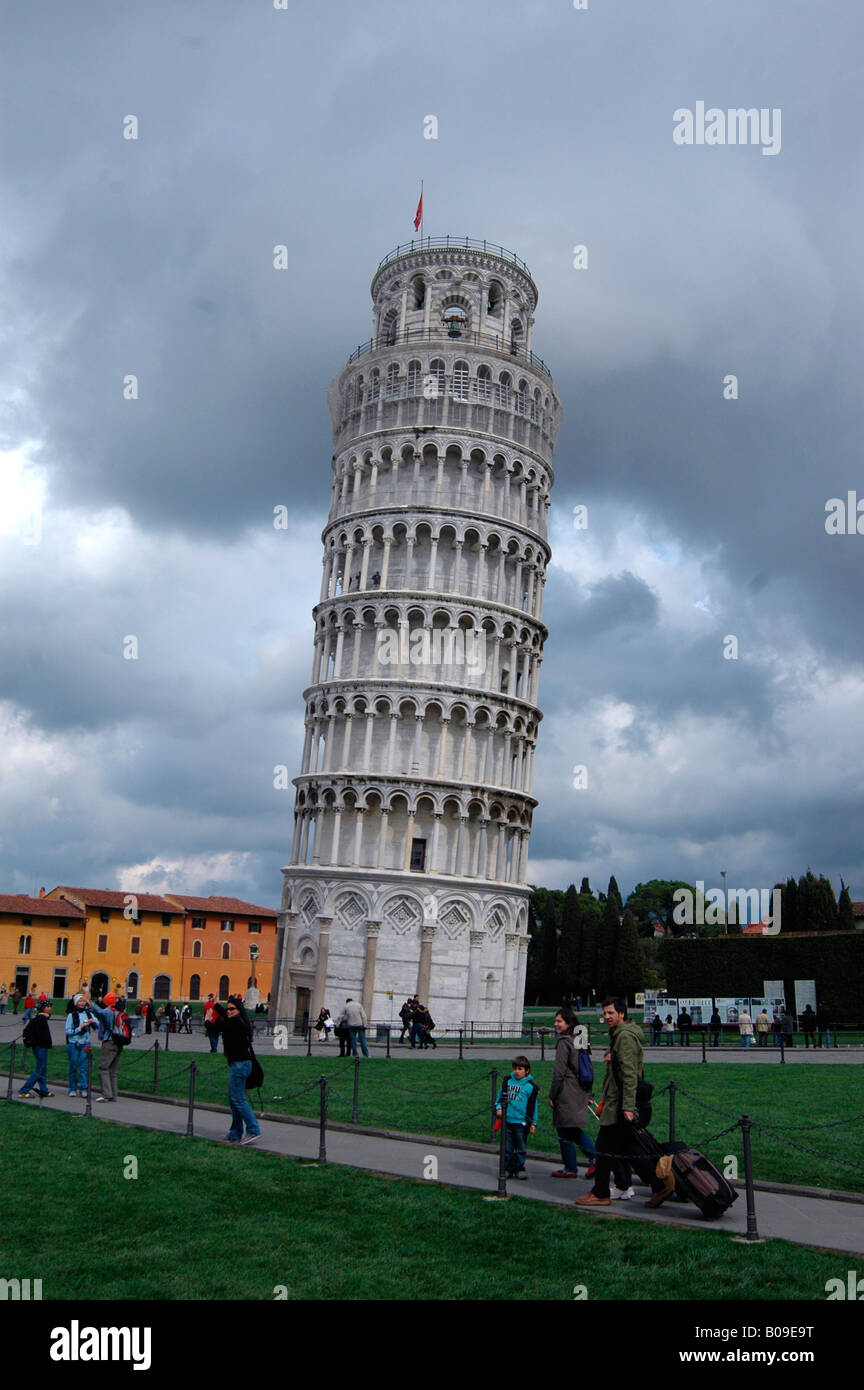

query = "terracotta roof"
[
  {"left": 165, "top": 894, "right": 277, "bottom": 917},
  {"left": 0, "top": 894, "right": 85, "bottom": 918},
  {"left": 852, "top": 902, "right": 864, "bottom": 915},
  {"left": 50, "top": 887, "right": 181, "bottom": 913}
]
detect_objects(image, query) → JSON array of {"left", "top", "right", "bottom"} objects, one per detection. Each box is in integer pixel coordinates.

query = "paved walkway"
[{"left": 9, "top": 1087, "right": 864, "bottom": 1257}]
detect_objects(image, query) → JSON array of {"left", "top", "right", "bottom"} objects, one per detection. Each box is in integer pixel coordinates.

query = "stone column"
[
  {"left": 514, "top": 935, "right": 530, "bottom": 1026},
  {"left": 464, "top": 929, "right": 485, "bottom": 1025},
  {"left": 416, "top": 924, "right": 436, "bottom": 1003},
  {"left": 270, "top": 908, "right": 299, "bottom": 1019},
  {"left": 502, "top": 931, "right": 519, "bottom": 1030},
  {"left": 311, "top": 916, "right": 332, "bottom": 1017},
  {"left": 361, "top": 921, "right": 381, "bottom": 1020}
]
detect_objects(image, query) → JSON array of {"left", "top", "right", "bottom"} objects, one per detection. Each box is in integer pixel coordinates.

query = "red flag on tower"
[{"left": 413, "top": 187, "right": 423, "bottom": 232}]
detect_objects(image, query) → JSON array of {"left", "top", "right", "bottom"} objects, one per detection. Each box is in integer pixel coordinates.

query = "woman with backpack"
[{"left": 548, "top": 1007, "right": 596, "bottom": 1180}]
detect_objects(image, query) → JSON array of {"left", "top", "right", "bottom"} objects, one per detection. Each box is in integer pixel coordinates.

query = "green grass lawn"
[
  {"left": 0, "top": 1105, "right": 846, "bottom": 1301},
  {"left": 32, "top": 1046, "right": 864, "bottom": 1195}
]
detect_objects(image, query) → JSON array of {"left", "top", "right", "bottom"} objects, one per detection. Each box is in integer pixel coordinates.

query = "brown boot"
[
  {"left": 644, "top": 1188, "right": 674, "bottom": 1209},
  {"left": 574, "top": 1193, "right": 611, "bottom": 1207}
]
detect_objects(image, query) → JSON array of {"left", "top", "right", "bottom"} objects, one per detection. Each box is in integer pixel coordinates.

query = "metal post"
[
  {"left": 306, "top": 1021, "right": 312, "bottom": 1057},
  {"left": 6, "top": 1042, "right": 16, "bottom": 1099},
  {"left": 85, "top": 1050, "right": 93, "bottom": 1117},
  {"left": 779, "top": 1036, "right": 785, "bottom": 1065},
  {"left": 318, "top": 1076, "right": 328, "bottom": 1164},
  {"left": 668, "top": 1080, "right": 677, "bottom": 1143},
  {"left": 470, "top": 1020, "right": 474, "bottom": 1045},
  {"left": 165, "top": 1022, "right": 169, "bottom": 1052},
  {"left": 496, "top": 1088, "right": 509, "bottom": 1197},
  {"left": 351, "top": 1054, "right": 360, "bottom": 1124},
  {"left": 153, "top": 1040, "right": 159, "bottom": 1094},
  {"left": 740, "top": 1114, "right": 760, "bottom": 1240},
  {"left": 490, "top": 1068, "right": 498, "bottom": 1141},
  {"left": 701, "top": 1031, "right": 707, "bottom": 1064},
  {"left": 529, "top": 1022, "right": 534, "bottom": 1045},
  {"left": 540, "top": 1028, "right": 546, "bottom": 1062},
  {"left": 186, "top": 1062, "right": 196, "bottom": 1137},
  {"left": 458, "top": 1028, "right": 464, "bottom": 1061},
  {"left": 385, "top": 1026, "right": 391, "bottom": 1059}
]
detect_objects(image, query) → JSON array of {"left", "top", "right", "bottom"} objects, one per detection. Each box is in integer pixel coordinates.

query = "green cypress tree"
[
  {"left": 817, "top": 875, "right": 838, "bottom": 932},
  {"left": 580, "top": 877, "right": 592, "bottom": 896},
  {"left": 576, "top": 888, "right": 599, "bottom": 1005},
  {"left": 782, "top": 876, "right": 799, "bottom": 933},
  {"left": 607, "top": 875, "right": 623, "bottom": 912},
  {"left": 596, "top": 892, "right": 621, "bottom": 998},
  {"left": 838, "top": 881, "right": 855, "bottom": 931},
  {"left": 556, "top": 884, "right": 582, "bottom": 997},
  {"left": 610, "top": 908, "right": 643, "bottom": 999}
]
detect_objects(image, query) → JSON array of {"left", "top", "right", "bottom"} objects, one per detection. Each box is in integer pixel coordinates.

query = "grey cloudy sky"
[{"left": 1, "top": 0, "right": 862, "bottom": 909}]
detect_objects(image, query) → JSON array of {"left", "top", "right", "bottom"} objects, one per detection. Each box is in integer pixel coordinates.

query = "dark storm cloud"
[{"left": 1, "top": 0, "right": 862, "bottom": 904}]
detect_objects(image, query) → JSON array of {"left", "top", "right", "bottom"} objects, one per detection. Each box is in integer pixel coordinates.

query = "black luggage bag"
[{"left": 630, "top": 1126, "right": 737, "bottom": 1220}]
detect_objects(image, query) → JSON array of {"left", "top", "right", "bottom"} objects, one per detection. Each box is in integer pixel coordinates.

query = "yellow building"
[
  {"left": 0, "top": 894, "right": 87, "bottom": 1000},
  {"left": 47, "top": 887, "right": 185, "bottom": 1002}
]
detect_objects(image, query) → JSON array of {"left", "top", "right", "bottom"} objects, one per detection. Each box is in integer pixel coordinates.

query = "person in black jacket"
[
  {"left": 213, "top": 999, "right": 261, "bottom": 1144},
  {"left": 18, "top": 1002, "right": 55, "bottom": 1098}
]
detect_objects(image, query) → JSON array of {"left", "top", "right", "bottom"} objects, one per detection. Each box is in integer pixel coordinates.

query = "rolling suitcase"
[{"left": 669, "top": 1147, "right": 738, "bottom": 1219}]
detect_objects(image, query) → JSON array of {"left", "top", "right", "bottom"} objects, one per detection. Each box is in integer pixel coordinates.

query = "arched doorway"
[
  {"left": 90, "top": 971, "right": 109, "bottom": 999},
  {"left": 189, "top": 974, "right": 201, "bottom": 1001},
  {"left": 153, "top": 974, "right": 171, "bottom": 1001},
  {"left": 126, "top": 971, "right": 139, "bottom": 1000},
  {"left": 218, "top": 975, "right": 230, "bottom": 1000}
]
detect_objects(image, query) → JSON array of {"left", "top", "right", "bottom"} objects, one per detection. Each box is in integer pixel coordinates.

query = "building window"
[
  {"left": 221, "top": 942, "right": 230, "bottom": 960},
  {"left": 410, "top": 838, "right": 427, "bottom": 872},
  {"left": 248, "top": 921, "right": 261, "bottom": 934},
  {"left": 127, "top": 971, "right": 139, "bottom": 997},
  {"left": 59, "top": 920, "right": 69, "bottom": 930},
  {"left": 21, "top": 917, "right": 32, "bottom": 927},
  {"left": 18, "top": 935, "right": 31, "bottom": 955},
  {"left": 160, "top": 939, "right": 169, "bottom": 956},
  {"left": 192, "top": 917, "right": 205, "bottom": 930},
  {"left": 100, "top": 909, "right": 110, "bottom": 923},
  {"left": 97, "top": 935, "right": 108, "bottom": 953},
  {"left": 221, "top": 919, "right": 234, "bottom": 932},
  {"left": 56, "top": 937, "right": 68, "bottom": 957},
  {"left": 189, "top": 974, "right": 201, "bottom": 1001},
  {"left": 130, "top": 936, "right": 141, "bottom": 955},
  {"left": 192, "top": 940, "right": 202, "bottom": 959},
  {"left": 218, "top": 975, "right": 230, "bottom": 1000},
  {"left": 153, "top": 974, "right": 171, "bottom": 1001},
  {"left": 161, "top": 914, "right": 171, "bottom": 926}
]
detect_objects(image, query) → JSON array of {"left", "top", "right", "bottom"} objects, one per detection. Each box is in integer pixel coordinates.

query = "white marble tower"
[{"left": 272, "top": 237, "right": 561, "bottom": 1031}]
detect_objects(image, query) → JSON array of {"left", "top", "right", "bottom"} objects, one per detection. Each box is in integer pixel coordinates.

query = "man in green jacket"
[{"left": 575, "top": 997, "right": 670, "bottom": 1209}]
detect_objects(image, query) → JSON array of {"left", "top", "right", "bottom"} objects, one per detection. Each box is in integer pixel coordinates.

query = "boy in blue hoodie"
[{"left": 495, "top": 1055, "right": 539, "bottom": 1180}]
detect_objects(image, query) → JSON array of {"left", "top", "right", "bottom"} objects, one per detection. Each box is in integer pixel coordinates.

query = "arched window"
[
  {"left": 498, "top": 373, "right": 512, "bottom": 407},
  {"left": 515, "top": 380, "right": 528, "bottom": 416},
  {"left": 382, "top": 309, "right": 398, "bottom": 346},
  {"left": 412, "top": 276, "right": 425, "bottom": 309},
  {"left": 407, "top": 360, "right": 421, "bottom": 395},
  {"left": 477, "top": 365, "right": 492, "bottom": 401},
  {"left": 192, "top": 940, "right": 202, "bottom": 959},
  {"left": 153, "top": 974, "right": 171, "bottom": 1001},
  {"left": 429, "top": 359, "right": 445, "bottom": 396},
  {"left": 218, "top": 975, "right": 230, "bottom": 1000},
  {"left": 18, "top": 935, "right": 31, "bottom": 955},
  {"left": 385, "top": 363, "right": 400, "bottom": 399},
  {"left": 354, "top": 376, "right": 364, "bottom": 408},
  {"left": 221, "top": 942, "right": 230, "bottom": 960},
  {"left": 56, "top": 937, "right": 68, "bottom": 956},
  {"left": 452, "top": 361, "right": 469, "bottom": 399},
  {"left": 487, "top": 281, "right": 503, "bottom": 318},
  {"left": 369, "top": 369, "right": 380, "bottom": 402},
  {"left": 189, "top": 974, "right": 201, "bottom": 1001}
]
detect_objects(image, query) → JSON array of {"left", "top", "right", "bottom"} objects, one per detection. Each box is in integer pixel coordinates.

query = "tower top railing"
[
  {"left": 376, "top": 237, "right": 533, "bottom": 278},
  {"left": 345, "top": 325, "right": 552, "bottom": 377}
]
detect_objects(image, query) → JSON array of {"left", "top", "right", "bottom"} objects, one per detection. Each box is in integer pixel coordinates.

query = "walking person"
[
  {"left": 780, "top": 1010, "right": 795, "bottom": 1048},
  {"left": 65, "top": 994, "right": 97, "bottom": 1095},
  {"left": 203, "top": 994, "right": 220, "bottom": 1052},
  {"left": 415, "top": 1004, "right": 437, "bottom": 1049},
  {"left": 344, "top": 998, "right": 369, "bottom": 1058},
  {"left": 772, "top": 1009, "right": 783, "bottom": 1047},
  {"left": 10, "top": 986, "right": 21, "bottom": 1014},
  {"left": 549, "top": 1007, "right": 596, "bottom": 1181},
  {"left": 677, "top": 1008, "right": 692, "bottom": 1046},
  {"left": 89, "top": 992, "right": 131, "bottom": 1102},
  {"left": 755, "top": 1008, "right": 771, "bottom": 1047},
  {"left": 737, "top": 1009, "right": 754, "bottom": 1048},
  {"left": 18, "top": 1002, "right": 55, "bottom": 1098},
  {"left": 817, "top": 1001, "right": 833, "bottom": 1049},
  {"left": 709, "top": 1008, "right": 722, "bottom": 1047},
  {"left": 575, "top": 997, "right": 670, "bottom": 1210},
  {"left": 650, "top": 1012, "right": 662, "bottom": 1046},
  {"left": 334, "top": 1005, "right": 351, "bottom": 1057},
  {"left": 496, "top": 1056, "right": 539, "bottom": 1180},
  {"left": 0, "top": 984, "right": 7, "bottom": 1014},
  {"left": 398, "top": 998, "right": 414, "bottom": 1043},
  {"left": 801, "top": 1005, "right": 817, "bottom": 1048},
  {"left": 212, "top": 998, "right": 261, "bottom": 1144},
  {"left": 662, "top": 1014, "right": 675, "bottom": 1046}
]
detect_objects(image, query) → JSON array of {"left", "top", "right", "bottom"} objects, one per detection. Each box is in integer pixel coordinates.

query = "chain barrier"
[
  {"left": 366, "top": 1070, "right": 493, "bottom": 1097},
  {"left": 751, "top": 1122, "right": 864, "bottom": 1173}
]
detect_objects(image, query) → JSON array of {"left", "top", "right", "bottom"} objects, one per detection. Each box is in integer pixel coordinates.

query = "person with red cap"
[{"left": 89, "top": 991, "right": 129, "bottom": 1102}]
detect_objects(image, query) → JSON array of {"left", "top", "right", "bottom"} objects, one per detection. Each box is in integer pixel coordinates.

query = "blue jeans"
[
  {"left": 349, "top": 1027, "right": 369, "bottom": 1058},
  {"left": 557, "top": 1126, "right": 596, "bottom": 1173},
  {"left": 67, "top": 1042, "right": 89, "bottom": 1091},
  {"left": 505, "top": 1123, "right": 528, "bottom": 1174},
  {"left": 227, "top": 1060, "right": 260, "bottom": 1139},
  {"left": 739, "top": 1035, "right": 752, "bottom": 1047},
  {"left": 20, "top": 1047, "right": 49, "bottom": 1095}
]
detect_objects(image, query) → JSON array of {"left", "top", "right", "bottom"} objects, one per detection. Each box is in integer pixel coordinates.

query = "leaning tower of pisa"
[{"left": 271, "top": 237, "right": 562, "bottom": 1032}]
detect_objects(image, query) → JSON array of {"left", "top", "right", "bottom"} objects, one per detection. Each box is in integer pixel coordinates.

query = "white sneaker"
[{"left": 611, "top": 1186, "right": 636, "bottom": 1200}]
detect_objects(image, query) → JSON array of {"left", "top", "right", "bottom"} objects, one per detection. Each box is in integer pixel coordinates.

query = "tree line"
[{"left": 526, "top": 871, "right": 857, "bottom": 1005}]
